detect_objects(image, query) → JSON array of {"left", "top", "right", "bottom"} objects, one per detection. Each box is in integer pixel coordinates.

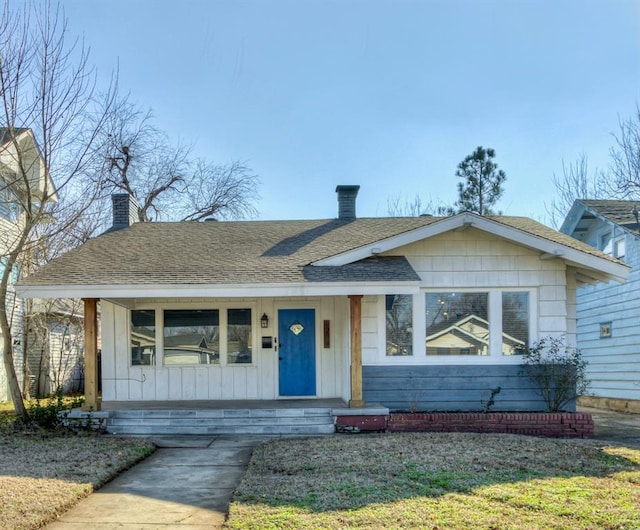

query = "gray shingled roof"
[
  {"left": 580, "top": 199, "right": 640, "bottom": 232},
  {"left": 0, "top": 127, "right": 29, "bottom": 146},
  {"left": 19, "top": 214, "right": 619, "bottom": 287}
]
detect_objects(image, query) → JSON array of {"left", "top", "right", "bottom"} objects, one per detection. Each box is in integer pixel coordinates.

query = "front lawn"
[
  {"left": 0, "top": 429, "right": 154, "bottom": 530},
  {"left": 227, "top": 433, "right": 640, "bottom": 529}
]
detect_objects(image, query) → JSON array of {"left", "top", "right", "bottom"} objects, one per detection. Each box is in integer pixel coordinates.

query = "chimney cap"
[{"left": 335, "top": 185, "right": 360, "bottom": 194}]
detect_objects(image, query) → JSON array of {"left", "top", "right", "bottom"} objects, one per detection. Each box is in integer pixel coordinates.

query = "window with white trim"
[
  {"left": 386, "top": 294, "right": 413, "bottom": 356},
  {"left": 613, "top": 237, "right": 626, "bottom": 259},
  {"left": 131, "top": 310, "right": 156, "bottom": 366},
  {"left": 0, "top": 183, "right": 18, "bottom": 221},
  {"left": 599, "top": 232, "right": 612, "bottom": 254},
  {"left": 227, "top": 308, "right": 252, "bottom": 364},
  {"left": 426, "top": 292, "right": 489, "bottom": 356},
  {"left": 501, "top": 292, "right": 529, "bottom": 355},
  {"left": 424, "top": 291, "right": 531, "bottom": 357},
  {"left": 163, "top": 309, "right": 220, "bottom": 365}
]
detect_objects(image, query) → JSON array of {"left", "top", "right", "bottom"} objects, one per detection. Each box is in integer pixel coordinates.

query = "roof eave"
[
  {"left": 313, "top": 212, "right": 629, "bottom": 284},
  {"left": 15, "top": 280, "right": 422, "bottom": 300}
]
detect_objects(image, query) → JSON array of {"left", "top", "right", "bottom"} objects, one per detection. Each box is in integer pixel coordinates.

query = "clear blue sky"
[{"left": 63, "top": 0, "right": 639, "bottom": 223}]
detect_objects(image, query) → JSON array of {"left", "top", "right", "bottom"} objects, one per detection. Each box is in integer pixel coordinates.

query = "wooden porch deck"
[{"left": 101, "top": 398, "right": 346, "bottom": 411}]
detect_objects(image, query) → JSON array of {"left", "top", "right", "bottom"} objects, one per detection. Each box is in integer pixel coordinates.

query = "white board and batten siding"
[
  {"left": 100, "top": 296, "right": 348, "bottom": 402},
  {"left": 576, "top": 231, "right": 640, "bottom": 401}
]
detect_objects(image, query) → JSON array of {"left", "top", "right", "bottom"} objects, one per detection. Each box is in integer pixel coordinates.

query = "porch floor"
[{"left": 101, "top": 398, "right": 346, "bottom": 411}]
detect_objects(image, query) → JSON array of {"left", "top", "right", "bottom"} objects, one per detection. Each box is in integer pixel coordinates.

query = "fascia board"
[
  {"left": 15, "top": 281, "right": 422, "bottom": 300},
  {"left": 559, "top": 200, "right": 587, "bottom": 235},
  {"left": 312, "top": 211, "right": 629, "bottom": 283},
  {"left": 474, "top": 216, "right": 630, "bottom": 282},
  {"left": 312, "top": 214, "right": 475, "bottom": 266}
]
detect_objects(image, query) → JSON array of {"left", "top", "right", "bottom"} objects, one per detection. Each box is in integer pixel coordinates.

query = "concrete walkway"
[
  {"left": 45, "top": 409, "right": 640, "bottom": 529},
  {"left": 579, "top": 406, "right": 640, "bottom": 448},
  {"left": 45, "top": 435, "right": 268, "bottom": 530}
]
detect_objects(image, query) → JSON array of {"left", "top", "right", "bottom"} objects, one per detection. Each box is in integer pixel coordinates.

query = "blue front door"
[{"left": 278, "top": 309, "right": 316, "bottom": 396}]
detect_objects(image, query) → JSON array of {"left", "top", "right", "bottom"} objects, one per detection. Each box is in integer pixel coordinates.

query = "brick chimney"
[
  {"left": 111, "top": 193, "right": 139, "bottom": 230},
  {"left": 336, "top": 185, "right": 360, "bottom": 220}
]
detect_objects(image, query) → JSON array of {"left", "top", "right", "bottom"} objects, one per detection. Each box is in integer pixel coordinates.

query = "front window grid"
[
  {"left": 423, "top": 291, "right": 531, "bottom": 357},
  {"left": 130, "top": 307, "right": 255, "bottom": 367}
]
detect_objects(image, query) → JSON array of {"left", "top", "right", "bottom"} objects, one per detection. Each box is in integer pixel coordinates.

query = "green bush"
[
  {"left": 521, "top": 336, "right": 590, "bottom": 412},
  {"left": 27, "top": 390, "right": 84, "bottom": 429}
]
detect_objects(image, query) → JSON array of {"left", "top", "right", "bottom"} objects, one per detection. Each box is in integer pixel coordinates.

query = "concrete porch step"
[{"left": 106, "top": 407, "right": 336, "bottom": 435}]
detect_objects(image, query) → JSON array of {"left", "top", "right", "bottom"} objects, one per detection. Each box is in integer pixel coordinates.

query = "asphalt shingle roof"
[
  {"left": 579, "top": 199, "right": 640, "bottom": 232},
  {"left": 0, "top": 127, "right": 29, "bottom": 147},
  {"left": 19, "top": 214, "right": 619, "bottom": 287}
]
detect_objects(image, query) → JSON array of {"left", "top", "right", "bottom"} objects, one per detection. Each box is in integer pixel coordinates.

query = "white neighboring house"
[
  {"left": 561, "top": 199, "right": 640, "bottom": 413},
  {"left": 26, "top": 298, "right": 85, "bottom": 397},
  {"left": 0, "top": 127, "right": 60, "bottom": 401}
]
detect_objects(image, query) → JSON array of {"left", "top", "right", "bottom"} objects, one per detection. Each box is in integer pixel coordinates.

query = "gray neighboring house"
[
  {"left": 562, "top": 199, "right": 640, "bottom": 413},
  {"left": 0, "top": 127, "right": 55, "bottom": 401},
  {"left": 16, "top": 187, "right": 628, "bottom": 413}
]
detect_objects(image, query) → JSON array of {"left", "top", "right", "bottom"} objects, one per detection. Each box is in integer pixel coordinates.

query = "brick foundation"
[
  {"left": 333, "top": 411, "right": 594, "bottom": 438},
  {"left": 387, "top": 412, "right": 594, "bottom": 438}
]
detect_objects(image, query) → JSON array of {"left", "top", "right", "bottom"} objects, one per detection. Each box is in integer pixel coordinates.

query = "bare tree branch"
[{"left": 0, "top": 0, "right": 117, "bottom": 419}]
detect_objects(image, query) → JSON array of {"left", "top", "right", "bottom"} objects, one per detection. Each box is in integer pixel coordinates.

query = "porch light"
[{"left": 260, "top": 313, "right": 269, "bottom": 328}]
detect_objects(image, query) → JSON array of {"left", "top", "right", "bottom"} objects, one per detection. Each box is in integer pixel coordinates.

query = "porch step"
[{"left": 106, "top": 407, "right": 336, "bottom": 435}]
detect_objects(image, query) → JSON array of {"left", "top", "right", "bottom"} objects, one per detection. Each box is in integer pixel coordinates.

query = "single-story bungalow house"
[{"left": 16, "top": 186, "right": 629, "bottom": 417}]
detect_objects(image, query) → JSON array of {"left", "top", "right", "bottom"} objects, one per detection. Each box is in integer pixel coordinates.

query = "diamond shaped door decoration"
[{"left": 289, "top": 321, "right": 304, "bottom": 335}]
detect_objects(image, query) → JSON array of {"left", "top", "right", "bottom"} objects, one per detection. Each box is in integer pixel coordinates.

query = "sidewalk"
[{"left": 45, "top": 435, "right": 266, "bottom": 530}]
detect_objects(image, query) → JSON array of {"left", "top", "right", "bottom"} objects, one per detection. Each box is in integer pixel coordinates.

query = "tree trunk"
[{"left": 2, "top": 332, "right": 28, "bottom": 420}]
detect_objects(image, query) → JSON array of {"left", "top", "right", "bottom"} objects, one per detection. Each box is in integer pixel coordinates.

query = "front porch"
[{"left": 67, "top": 398, "right": 390, "bottom": 435}]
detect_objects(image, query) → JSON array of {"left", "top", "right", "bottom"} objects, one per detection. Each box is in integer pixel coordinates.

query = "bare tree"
[
  {"left": 102, "top": 100, "right": 259, "bottom": 223},
  {"left": 0, "top": 1, "right": 116, "bottom": 420},
  {"left": 547, "top": 107, "right": 640, "bottom": 227},
  {"left": 546, "top": 154, "right": 608, "bottom": 228},
  {"left": 386, "top": 194, "right": 452, "bottom": 217},
  {"left": 609, "top": 106, "right": 640, "bottom": 200}
]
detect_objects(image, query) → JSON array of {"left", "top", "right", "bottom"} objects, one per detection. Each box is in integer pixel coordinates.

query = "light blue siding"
[
  {"left": 576, "top": 231, "right": 640, "bottom": 402},
  {"left": 363, "top": 365, "right": 565, "bottom": 412}
]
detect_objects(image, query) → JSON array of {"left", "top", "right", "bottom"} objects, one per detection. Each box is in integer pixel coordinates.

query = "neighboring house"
[
  {"left": 0, "top": 127, "right": 59, "bottom": 401},
  {"left": 561, "top": 199, "right": 640, "bottom": 413},
  {"left": 16, "top": 187, "right": 628, "bottom": 412},
  {"left": 26, "top": 298, "right": 84, "bottom": 397}
]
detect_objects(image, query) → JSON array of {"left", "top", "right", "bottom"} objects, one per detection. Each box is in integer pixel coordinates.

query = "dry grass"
[
  {"left": 227, "top": 433, "right": 640, "bottom": 529},
  {"left": 0, "top": 429, "right": 154, "bottom": 530}
]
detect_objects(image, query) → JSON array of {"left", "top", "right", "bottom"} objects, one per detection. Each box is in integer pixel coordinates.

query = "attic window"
[
  {"left": 613, "top": 238, "right": 626, "bottom": 259},
  {"left": 599, "top": 232, "right": 612, "bottom": 254}
]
